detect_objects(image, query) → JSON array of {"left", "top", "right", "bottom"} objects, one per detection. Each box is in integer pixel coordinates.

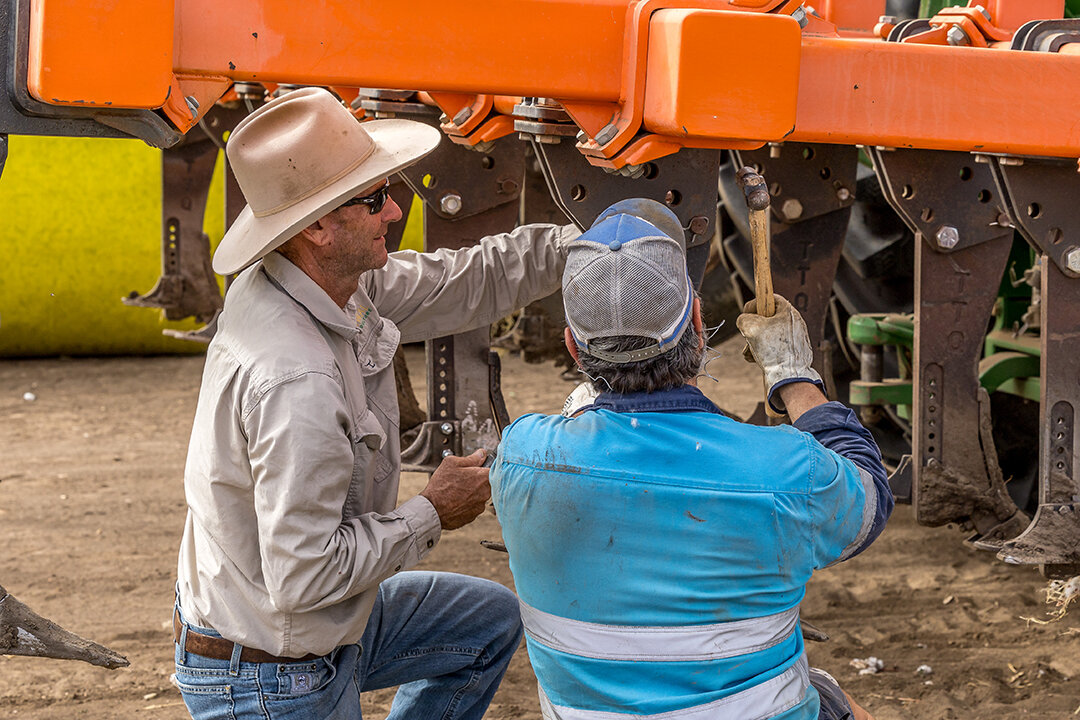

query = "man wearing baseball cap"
[
  {"left": 173, "top": 87, "right": 578, "bottom": 719},
  {"left": 491, "top": 198, "right": 891, "bottom": 720}
]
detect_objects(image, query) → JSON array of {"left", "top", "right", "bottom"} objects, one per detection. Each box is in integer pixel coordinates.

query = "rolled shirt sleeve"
[{"left": 245, "top": 371, "right": 440, "bottom": 614}]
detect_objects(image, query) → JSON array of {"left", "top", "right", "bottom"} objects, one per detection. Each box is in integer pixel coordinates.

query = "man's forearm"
[{"left": 776, "top": 381, "right": 828, "bottom": 423}]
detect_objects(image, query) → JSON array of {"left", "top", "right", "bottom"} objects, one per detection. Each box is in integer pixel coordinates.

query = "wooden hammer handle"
[{"left": 735, "top": 166, "right": 775, "bottom": 318}]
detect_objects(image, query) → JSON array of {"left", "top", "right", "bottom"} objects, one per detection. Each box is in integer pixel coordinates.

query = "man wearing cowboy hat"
[{"left": 172, "top": 87, "right": 578, "bottom": 719}]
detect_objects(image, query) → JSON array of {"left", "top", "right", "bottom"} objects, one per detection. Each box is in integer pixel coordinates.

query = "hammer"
[
  {"left": 736, "top": 166, "right": 781, "bottom": 417},
  {"left": 735, "top": 166, "right": 775, "bottom": 318}
]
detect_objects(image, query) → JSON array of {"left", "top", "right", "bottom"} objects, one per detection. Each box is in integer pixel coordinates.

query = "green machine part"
[
  {"left": 0, "top": 136, "right": 423, "bottom": 357},
  {"left": 847, "top": 241, "right": 1042, "bottom": 414}
]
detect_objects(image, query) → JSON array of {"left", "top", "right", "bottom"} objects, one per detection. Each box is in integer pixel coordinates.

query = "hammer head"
[{"left": 735, "top": 166, "right": 771, "bottom": 212}]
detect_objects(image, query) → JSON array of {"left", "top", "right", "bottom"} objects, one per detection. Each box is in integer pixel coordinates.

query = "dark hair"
[{"left": 576, "top": 327, "right": 703, "bottom": 394}]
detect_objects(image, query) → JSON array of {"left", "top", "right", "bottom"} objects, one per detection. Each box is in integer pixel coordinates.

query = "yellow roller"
[{"left": 0, "top": 136, "right": 425, "bottom": 357}]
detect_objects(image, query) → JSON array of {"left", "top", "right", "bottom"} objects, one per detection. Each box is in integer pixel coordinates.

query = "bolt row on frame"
[{"left": 3, "top": 0, "right": 1080, "bottom": 663}]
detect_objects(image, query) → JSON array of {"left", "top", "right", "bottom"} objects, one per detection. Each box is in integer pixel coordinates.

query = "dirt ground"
[{"left": 2, "top": 337, "right": 1079, "bottom": 719}]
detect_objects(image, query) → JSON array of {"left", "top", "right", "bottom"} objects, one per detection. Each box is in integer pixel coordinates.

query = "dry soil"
[{"left": 1, "top": 338, "right": 1079, "bottom": 719}]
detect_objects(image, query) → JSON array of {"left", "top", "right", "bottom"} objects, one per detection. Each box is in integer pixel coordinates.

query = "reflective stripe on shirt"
[
  {"left": 835, "top": 466, "right": 878, "bottom": 564},
  {"left": 537, "top": 654, "right": 810, "bottom": 720},
  {"left": 520, "top": 600, "right": 800, "bottom": 662}
]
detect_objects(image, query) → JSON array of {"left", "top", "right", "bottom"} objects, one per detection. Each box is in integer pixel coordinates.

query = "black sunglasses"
[{"left": 339, "top": 180, "right": 390, "bottom": 215}]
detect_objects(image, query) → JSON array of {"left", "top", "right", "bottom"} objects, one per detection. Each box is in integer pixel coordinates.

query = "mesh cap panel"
[{"left": 563, "top": 209, "right": 692, "bottom": 363}]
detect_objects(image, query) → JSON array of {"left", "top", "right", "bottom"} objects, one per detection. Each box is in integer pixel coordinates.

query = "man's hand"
[
  {"left": 419, "top": 449, "right": 491, "bottom": 530},
  {"left": 736, "top": 294, "right": 823, "bottom": 413}
]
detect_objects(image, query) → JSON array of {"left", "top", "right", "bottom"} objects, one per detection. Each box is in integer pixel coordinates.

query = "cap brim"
[{"left": 212, "top": 119, "right": 441, "bottom": 276}]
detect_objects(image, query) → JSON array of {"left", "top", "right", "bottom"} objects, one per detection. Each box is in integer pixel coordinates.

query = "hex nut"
[
  {"left": 1065, "top": 246, "right": 1080, "bottom": 274},
  {"left": 440, "top": 194, "right": 463, "bottom": 216},
  {"left": 781, "top": 198, "right": 803, "bottom": 221},
  {"left": 946, "top": 26, "right": 969, "bottom": 46},
  {"left": 935, "top": 225, "right": 959, "bottom": 249},
  {"left": 439, "top": 422, "right": 454, "bottom": 435}
]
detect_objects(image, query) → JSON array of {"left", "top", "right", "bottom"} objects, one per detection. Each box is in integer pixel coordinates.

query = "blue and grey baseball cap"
[{"left": 562, "top": 199, "right": 693, "bottom": 364}]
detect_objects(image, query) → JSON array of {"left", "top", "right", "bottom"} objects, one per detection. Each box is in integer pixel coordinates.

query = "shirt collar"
[
  {"left": 586, "top": 384, "right": 726, "bottom": 415},
  {"left": 261, "top": 252, "right": 365, "bottom": 341}
]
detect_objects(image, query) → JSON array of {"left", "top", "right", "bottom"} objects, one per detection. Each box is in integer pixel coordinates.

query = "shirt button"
[{"left": 426, "top": 539, "right": 434, "bottom": 549}]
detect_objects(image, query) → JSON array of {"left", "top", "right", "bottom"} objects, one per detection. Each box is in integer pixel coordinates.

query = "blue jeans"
[
  {"left": 174, "top": 572, "right": 524, "bottom": 720},
  {"left": 810, "top": 667, "right": 855, "bottom": 720}
]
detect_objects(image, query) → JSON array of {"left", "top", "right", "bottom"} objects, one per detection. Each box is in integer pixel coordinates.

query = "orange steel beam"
[
  {"left": 23, "top": 0, "right": 1080, "bottom": 161},
  {"left": 788, "top": 37, "right": 1080, "bottom": 157}
]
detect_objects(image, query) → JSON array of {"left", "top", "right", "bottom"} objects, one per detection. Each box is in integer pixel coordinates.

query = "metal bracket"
[
  {"left": 727, "top": 144, "right": 858, "bottom": 388},
  {"left": 1011, "top": 19, "right": 1080, "bottom": 52},
  {"left": 533, "top": 138, "right": 717, "bottom": 285},
  {"left": 0, "top": 0, "right": 179, "bottom": 146},
  {"left": 399, "top": 131, "right": 523, "bottom": 473},
  {"left": 871, "top": 147, "right": 1024, "bottom": 539},
  {"left": 122, "top": 136, "right": 222, "bottom": 322},
  {"left": 985, "top": 155, "right": 1080, "bottom": 278}
]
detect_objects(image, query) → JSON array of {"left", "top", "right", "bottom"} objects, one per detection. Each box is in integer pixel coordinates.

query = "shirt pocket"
[{"left": 343, "top": 409, "right": 391, "bottom": 517}]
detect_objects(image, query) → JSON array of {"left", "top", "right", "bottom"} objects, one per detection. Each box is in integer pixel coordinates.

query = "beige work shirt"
[{"left": 177, "top": 223, "right": 577, "bottom": 657}]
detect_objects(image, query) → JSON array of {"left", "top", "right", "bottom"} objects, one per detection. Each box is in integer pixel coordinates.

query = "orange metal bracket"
[
  {"left": 565, "top": 0, "right": 812, "bottom": 166},
  {"left": 27, "top": 0, "right": 175, "bottom": 110}
]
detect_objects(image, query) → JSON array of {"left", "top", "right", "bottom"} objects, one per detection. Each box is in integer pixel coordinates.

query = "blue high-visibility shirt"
[{"left": 491, "top": 385, "right": 890, "bottom": 720}]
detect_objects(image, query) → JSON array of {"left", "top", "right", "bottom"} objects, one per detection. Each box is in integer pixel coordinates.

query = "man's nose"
[{"left": 382, "top": 196, "right": 404, "bottom": 224}]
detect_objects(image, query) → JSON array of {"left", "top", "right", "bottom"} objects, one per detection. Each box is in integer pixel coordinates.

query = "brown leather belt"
[{"left": 173, "top": 610, "right": 319, "bottom": 664}]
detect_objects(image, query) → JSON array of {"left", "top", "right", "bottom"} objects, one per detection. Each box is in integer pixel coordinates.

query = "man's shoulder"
[{"left": 211, "top": 271, "right": 339, "bottom": 391}]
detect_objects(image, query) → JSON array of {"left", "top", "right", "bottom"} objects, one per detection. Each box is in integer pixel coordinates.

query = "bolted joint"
[
  {"left": 790, "top": 5, "right": 809, "bottom": 28},
  {"left": 836, "top": 187, "right": 852, "bottom": 202},
  {"left": 935, "top": 225, "right": 959, "bottom": 249},
  {"left": 452, "top": 107, "right": 473, "bottom": 126},
  {"left": 595, "top": 123, "right": 618, "bottom": 146},
  {"left": 1065, "top": 246, "right": 1080, "bottom": 275},
  {"left": 439, "top": 193, "right": 463, "bottom": 216},
  {"left": 688, "top": 216, "right": 710, "bottom": 236},
  {"left": 974, "top": 4, "right": 991, "bottom": 21},
  {"left": 946, "top": 26, "right": 970, "bottom": 46},
  {"left": 439, "top": 422, "right": 454, "bottom": 436},
  {"left": 781, "top": 198, "right": 803, "bottom": 222}
]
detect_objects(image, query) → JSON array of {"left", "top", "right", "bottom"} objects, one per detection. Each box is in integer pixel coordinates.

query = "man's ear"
[
  {"left": 692, "top": 297, "right": 704, "bottom": 351},
  {"left": 298, "top": 218, "right": 332, "bottom": 247},
  {"left": 564, "top": 327, "right": 582, "bottom": 366}
]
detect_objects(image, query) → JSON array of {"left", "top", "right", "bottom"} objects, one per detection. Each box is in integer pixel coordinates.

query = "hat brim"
[{"left": 212, "top": 119, "right": 441, "bottom": 276}]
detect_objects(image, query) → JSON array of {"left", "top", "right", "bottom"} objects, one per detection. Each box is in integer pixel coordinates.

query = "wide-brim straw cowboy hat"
[{"left": 212, "top": 87, "right": 441, "bottom": 276}]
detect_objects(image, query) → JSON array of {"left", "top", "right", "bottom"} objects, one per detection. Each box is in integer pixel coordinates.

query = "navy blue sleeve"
[{"left": 793, "top": 401, "right": 893, "bottom": 557}]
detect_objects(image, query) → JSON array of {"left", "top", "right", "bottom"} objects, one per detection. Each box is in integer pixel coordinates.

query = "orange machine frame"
[{"left": 24, "top": 0, "right": 1080, "bottom": 168}]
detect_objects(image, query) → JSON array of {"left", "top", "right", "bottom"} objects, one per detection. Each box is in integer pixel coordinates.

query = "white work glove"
[
  {"left": 562, "top": 382, "right": 600, "bottom": 417},
  {"left": 736, "top": 295, "right": 824, "bottom": 414}
]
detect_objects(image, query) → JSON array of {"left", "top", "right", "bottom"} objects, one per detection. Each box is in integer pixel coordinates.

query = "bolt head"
[
  {"left": 441, "top": 449, "right": 454, "bottom": 458},
  {"left": 836, "top": 187, "right": 852, "bottom": 202},
  {"left": 946, "top": 26, "right": 969, "bottom": 46},
  {"left": 790, "top": 6, "right": 808, "bottom": 28},
  {"left": 781, "top": 198, "right": 803, "bottom": 221},
  {"left": 440, "top": 194, "right": 463, "bottom": 216},
  {"left": 935, "top": 225, "right": 959, "bottom": 249},
  {"left": 439, "top": 422, "right": 454, "bottom": 435},
  {"left": 595, "top": 123, "right": 618, "bottom": 146},
  {"left": 1065, "top": 246, "right": 1080, "bottom": 274}
]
